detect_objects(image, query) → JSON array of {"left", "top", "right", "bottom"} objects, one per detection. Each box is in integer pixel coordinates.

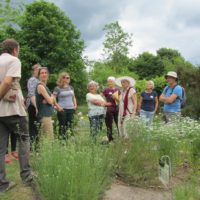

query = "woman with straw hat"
[{"left": 115, "top": 76, "right": 137, "bottom": 139}]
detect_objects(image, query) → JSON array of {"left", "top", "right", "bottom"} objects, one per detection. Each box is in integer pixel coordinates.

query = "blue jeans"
[
  {"left": 140, "top": 110, "right": 155, "bottom": 126},
  {"left": 89, "top": 115, "right": 104, "bottom": 138}
]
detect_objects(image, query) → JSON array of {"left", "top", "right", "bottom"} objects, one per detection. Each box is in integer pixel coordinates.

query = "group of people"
[
  {"left": 0, "top": 38, "right": 184, "bottom": 192},
  {"left": 86, "top": 71, "right": 183, "bottom": 141},
  {"left": 27, "top": 66, "right": 77, "bottom": 144}
]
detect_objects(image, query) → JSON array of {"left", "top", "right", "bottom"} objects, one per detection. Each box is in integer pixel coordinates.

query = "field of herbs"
[{"left": 29, "top": 110, "right": 200, "bottom": 200}]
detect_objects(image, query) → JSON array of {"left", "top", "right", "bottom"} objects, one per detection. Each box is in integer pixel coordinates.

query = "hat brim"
[
  {"left": 115, "top": 76, "right": 136, "bottom": 87},
  {"left": 165, "top": 75, "right": 178, "bottom": 80}
]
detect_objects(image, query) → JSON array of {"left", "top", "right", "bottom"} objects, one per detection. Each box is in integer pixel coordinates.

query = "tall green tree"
[
  {"left": 157, "top": 48, "right": 194, "bottom": 72},
  {"left": 102, "top": 21, "right": 133, "bottom": 73},
  {"left": 103, "top": 21, "right": 133, "bottom": 58},
  {"left": 130, "top": 52, "right": 165, "bottom": 79},
  {"left": 0, "top": 0, "right": 24, "bottom": 31},
  {"left": 0, "top": 0, "right": 25, "bottom": 41},
  {"left": 18, "top": 1, "right": 87, "bottom": 101}
]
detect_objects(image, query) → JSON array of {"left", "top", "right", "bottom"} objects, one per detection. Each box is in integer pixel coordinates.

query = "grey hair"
[
  {"left": 87, "top": 80, "right": 99, "bottom": 89},
  {"left": 147, "top": 80, "right": 155, "bottom": 89}
]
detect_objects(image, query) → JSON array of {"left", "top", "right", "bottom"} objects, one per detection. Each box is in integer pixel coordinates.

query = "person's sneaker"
[
  {"left": 23, "top": 173, "right": 36, "bottom": 187},
  {"left": 11, "top": 151, "right": 19, "bottom": 160},
  {"left": 0, "top": 182, "right": 16, "bottom": 193},
  {"left": 5, "top": 154, "right": 12, "bottom": 164}
]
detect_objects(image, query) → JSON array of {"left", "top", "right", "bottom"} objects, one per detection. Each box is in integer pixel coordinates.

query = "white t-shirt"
[
  {"left": 119, "top": 87, "right": 136, "bottom": 117},
  {"left": 86, "top": 93, "right": 105, "bottom": 117},
  {"left": 0, "top": 53, "right": 27, "bottom": 117}
]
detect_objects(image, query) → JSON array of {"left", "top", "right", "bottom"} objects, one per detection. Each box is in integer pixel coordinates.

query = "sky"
[{"left": 31, "top": 0, "right": 200, "bottom": 64}]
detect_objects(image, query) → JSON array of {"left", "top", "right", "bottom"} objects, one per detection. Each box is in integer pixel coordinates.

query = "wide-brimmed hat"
[
  {"left": 115, "top": 76, "right": 136, "bottom": 87},
  {"left": 165, "top": 71, "right": 178, "bottom": 80}
]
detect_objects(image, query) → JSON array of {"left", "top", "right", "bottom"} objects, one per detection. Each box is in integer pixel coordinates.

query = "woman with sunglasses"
[{"left": 53, "top": 72, "right": 77, "bottom": 139}]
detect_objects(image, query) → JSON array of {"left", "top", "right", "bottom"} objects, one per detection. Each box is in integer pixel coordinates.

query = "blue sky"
[{"left": 26, "top": 0, "right": 200, "bottom": 64}]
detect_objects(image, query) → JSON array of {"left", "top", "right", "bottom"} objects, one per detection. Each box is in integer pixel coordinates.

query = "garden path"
[{"left": 104, "top": 181, "right": 172, "bottom": 200}]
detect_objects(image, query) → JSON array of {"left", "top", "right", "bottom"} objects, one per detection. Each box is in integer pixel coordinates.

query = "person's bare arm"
[
  {"left": 73, "top": 96, "right": 77, "bottom": 110},
  {"left": 0, "top": 76, "right": 13, "bottom": 100},
  {"left": 89, "top": 99, "right": 105, "bottom": 106},
  {"left": 159, "top": 93, "right": 177, "bottom": 104},
  {"left": 138, "top": 96, "right": 143, "bottom": 113},
  {"left": 154, "top": 96, "right": 159, "bottom": 112},
  {"left": 37, "top": 85, "right": 54, "bottom": 105},
  {"left": 131, "top": 93, "right": 137, "bottom": 114}
]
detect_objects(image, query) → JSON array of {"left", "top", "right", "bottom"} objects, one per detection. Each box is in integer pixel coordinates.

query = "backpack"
[{"left": 165, "top": 85, "right": 186, "bottom": 108}]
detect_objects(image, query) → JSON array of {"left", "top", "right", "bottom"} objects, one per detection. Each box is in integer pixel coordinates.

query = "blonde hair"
[
  {"left": 147, "top": 80, "right": 155, "bottom": 89},
  {"left": 56, "top": 72, "right": 70, "bottom": 87}
]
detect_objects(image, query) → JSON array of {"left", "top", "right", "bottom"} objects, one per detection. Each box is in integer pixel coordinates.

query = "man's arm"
[
  {"left": 159, "top": 93, "right": 177, "bottom": 104},
  {"left": 0, "top": 76, "right": 13, "bottom": 100}
]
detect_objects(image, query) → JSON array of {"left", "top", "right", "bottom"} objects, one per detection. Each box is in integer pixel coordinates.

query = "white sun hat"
[
  {"left": 165, "top": 71, "right": 178, "bottom": 80},
  {"left": 115, "top": 76, "right": 136, "bottom": 87},
  {"left": 107, "top": 76, "right": 115, "bottom": 81}
]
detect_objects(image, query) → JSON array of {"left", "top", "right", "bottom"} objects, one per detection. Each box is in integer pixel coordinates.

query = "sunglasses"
[{"left": 63, "top": 76, "right": 70, "bottom": 79}]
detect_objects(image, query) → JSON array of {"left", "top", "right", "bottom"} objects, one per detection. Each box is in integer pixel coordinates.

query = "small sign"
[{"left": 158, "top": 155, "right": 172, "bottom": 187}]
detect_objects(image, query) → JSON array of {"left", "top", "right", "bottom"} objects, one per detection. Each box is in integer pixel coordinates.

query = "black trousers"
[
  {"left": 57, "top": 109, "right": 75, "bottom": 139},
  {"left": 28, "top": 105, "right": 39, "bottom": 146},
  {"left": 6, "top": 131, "right": 17, "bottom": 154},
  {"left": 105, "top": 107, "right": 118, "bottom": 141}
]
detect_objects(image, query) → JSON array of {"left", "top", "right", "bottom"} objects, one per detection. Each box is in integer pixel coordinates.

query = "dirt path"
[{"left": 104, "top": 181, "right": 172, "bottom": 200}]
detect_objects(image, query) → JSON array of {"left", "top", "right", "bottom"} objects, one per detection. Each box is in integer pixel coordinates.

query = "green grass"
[
  {"left": 0, "top": 159, "right": 33, "bottom": 200},
  {"left": 32, "top": 135, "right": 116, "bottom": 200},
  {"left": 1, "top": 114, "right": 200, "bottom": 200},
  {"left": 173, "top": 176, "right": 200, "bottom": 200},
  {"left": 76, "top": 104, "right": 88, "bottom": 115}
]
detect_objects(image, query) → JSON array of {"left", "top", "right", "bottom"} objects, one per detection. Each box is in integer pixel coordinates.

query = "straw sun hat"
[{"left": 115, "top": 76, "right": 136, "bottom": 87}]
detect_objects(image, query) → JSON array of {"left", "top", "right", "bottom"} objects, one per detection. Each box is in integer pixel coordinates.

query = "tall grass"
[
  {"left": 116, "top": 118, "right": 159, "bottom": 186},
  {"left": 173, "top": 176, "right": 200, "bottom": 200},
  {"left": 115, "top": 117, "right": 200, "bottom": 186},
  {"left": 32, "top": 136, "right": 116, "bottom": 200}
]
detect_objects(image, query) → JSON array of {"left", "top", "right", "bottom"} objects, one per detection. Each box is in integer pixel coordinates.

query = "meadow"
[{"left": 1, "top": 107, "right": 200, "bottom": 200}]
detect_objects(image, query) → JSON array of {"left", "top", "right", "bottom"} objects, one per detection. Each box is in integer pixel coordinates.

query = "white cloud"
[{"left": 50, "top": 0, "right": 200, "bottom": 64}]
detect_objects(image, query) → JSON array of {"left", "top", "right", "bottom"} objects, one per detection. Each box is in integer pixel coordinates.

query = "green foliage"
[
  {"left": 173, "top": 176, "right": 200, "bottom": 200},
  {"left": 177, "top": 66, "right": 200, "bottom": 119},
  {"left": 157, "top": 48, "right": 194, "bottom": 72},
  {"left": 103, "top": 21, "right": 133, "bottom": 59},
  {"left": 116, "top": 118, "right": 159, "bottom": 186},
  {"left": 130, "top": 52, "right": 165, "bottom": 79},
  {"left": 90, "top": 61, "right": 138, "bottom": 90},
  {"left": 102, "top": 21, "right": 134, "bottom": 74},
  {"left": 32, "top": 136, "right": 116, "bottom": 200},
  {"left": 0, "top": 0, "right": 24, "bottom": 31},
  {"left": 106, "top": 52, "right": 135, "bottom": 73},
  {"left": 135, "top": 76, "right": 166, "bottom": 96},
  {"left": 0, "top": 0, "right": 88, "bottom": 101},
  {"left": 157, "top": 48, "right": 181, "bottom": 60}
]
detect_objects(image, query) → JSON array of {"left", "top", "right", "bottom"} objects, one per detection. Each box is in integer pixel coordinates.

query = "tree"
[
  {"left": 157, "top": 48, "right": 194, "bottom": 72},
  {"left": 18, "top": 1, "right": 87, "bottom": 102},
  {"left": 102, "top": 21, "right": 133, "bottom": 73},
  {"left": 0, "top": 0, "right": 24, "bottom": 31},
  {"left": 130, "top": 52, "right": 165, "bottom": 79},
  {"left": 157, "top": 48, "right": 181, "bottom": 61},
  {"left": 103, "top": 21, "right": 133, "bottom": 59}
]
